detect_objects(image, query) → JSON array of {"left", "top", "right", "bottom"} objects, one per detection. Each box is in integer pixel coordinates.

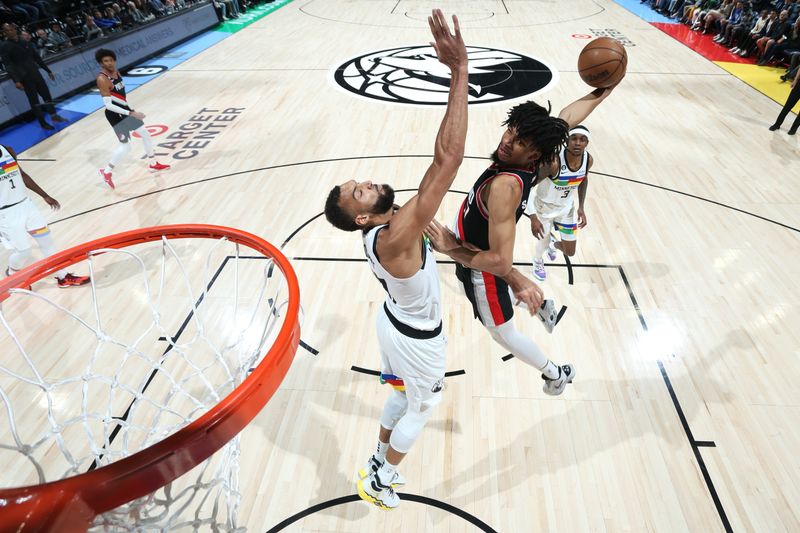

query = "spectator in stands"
[
  {"left": 756, "top": 9, "right": 789, "bottom": 60},
  {"left": 211, "top": 0, "right": 229, "bottom": 20},
  {"left": 760, "top": 15, "right": 800, "bottom": 63},
  {"left": 707, "top": 0, "right": 742, "bottom": 33},
  {"left": 0, "top": 22, "right": 66, "bottom": 129},
  {"left": 33, "top": 27, "right": 50, "bottom": 55},
  {"left": 62, "top": 15, "right": 84, "bottom": 44},
  {"left": 126, "top": 1, "right": 149, "bottom": 23},
  {"left": 46, "top": 20, "right": 71, "bottom": 52},
  {"left": 93, "top": 8, "right": 119, "bottom": 30},
  {"left": 82, "top": 12, "right": 104, "bottom": 40},
  {"left": 7, "top": 0, "right": 39, "bottom": 23},
  {"left": 114, "top": 2, "right": 135, "bottom": 28},
  {"left": 693, "top": 0, "right": 733, "bottom": 31},
  {"left": 147, "top": 0, "right": 167, "bottom": 17},
  {"left": 735, "top": 9, "right": 776, "bottom": 56},
  {"left": 714, "top": 1, "right": 748, "bottom": 43}
]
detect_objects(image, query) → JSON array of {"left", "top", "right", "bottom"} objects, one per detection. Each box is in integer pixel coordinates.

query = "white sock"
[
  {"left": 376, "top": 441, "right": 389, "bottom": 461},
  {"left": 377, "top": 458, "right": 397, "bottom": 485}
]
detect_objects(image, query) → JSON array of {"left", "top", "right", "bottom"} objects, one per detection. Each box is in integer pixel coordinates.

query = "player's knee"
[
  {"left": 390, "top": 400, "right": 437, "bottom": 454},
  {"left": 379, "top": 390, "right": 408, "bottom": 430},
  {"left": 486, "top": 320, "right": 514, "bottom": 348},
  {"left": 8, "top": 247, "right": 33, "bottom": 270},
  {"left": 563, "top": 242, "right": 577, "bottom": 257}
]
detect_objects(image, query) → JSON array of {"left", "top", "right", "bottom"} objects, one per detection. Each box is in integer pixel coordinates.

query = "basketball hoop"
[{"left": 0, "top": 225, "right": 300, "bottom": 532}]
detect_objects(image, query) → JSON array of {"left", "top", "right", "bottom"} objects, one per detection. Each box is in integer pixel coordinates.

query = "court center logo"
[{"left": 333, "top": 45, "right": 557, "bottom": 105}]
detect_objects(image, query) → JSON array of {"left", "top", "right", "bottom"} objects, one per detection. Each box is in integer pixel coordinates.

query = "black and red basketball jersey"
[
  {"left": 454, "top": 164, "right": 537, "bottom": 251},
  {"left": 101, "top": 71, "right": 131, "bottom": 114}
]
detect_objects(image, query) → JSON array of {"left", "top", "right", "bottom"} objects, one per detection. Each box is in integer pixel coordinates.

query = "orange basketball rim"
[{"left": 0, "top": 225, "right": 301, "bottom": 532}]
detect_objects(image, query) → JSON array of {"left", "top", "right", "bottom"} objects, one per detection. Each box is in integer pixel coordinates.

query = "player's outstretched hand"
[
  {"left": 131, "top": 111, "right": 146, "bottom": 120},
  {"left": 44, "top": 196, "right": 60, "bottom": 211},
  {"left": 428, "top": 9, "right": 466, "bottom": 71},
  {"left": 425, "top": 219, "right": 460, "bottom": 252}
]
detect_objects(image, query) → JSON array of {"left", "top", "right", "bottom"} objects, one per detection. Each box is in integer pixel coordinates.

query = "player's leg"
[
  {"left": 357, "top": 311, "right": 445, "bottom": 509},
  {"left": 553, "top": 208, "right": 578, "bottom": 257},
  {"left": 99, "top": 125, "right": 133, "bottom": 189},
  {"left": 24, "top": 203, "right": 90, "bottom": 287},
  {"left": 3, "top": 200, "right": 36, "bottom": 280},
  {"left": 133, "top": 125, "right": 171, "bottom": 173},
  {"left": 532, "top": 214, "right": 556, "bottom": 281},
  {"left": 458, "top": 264, "right": 575, "bottom": 393}
]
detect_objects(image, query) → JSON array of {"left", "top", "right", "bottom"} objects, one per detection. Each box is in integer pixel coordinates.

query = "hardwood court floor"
[{"left": 5, "top": 0, "right": 800, "bottom": 531}]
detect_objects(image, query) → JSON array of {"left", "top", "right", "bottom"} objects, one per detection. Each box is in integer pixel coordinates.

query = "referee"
[{"left": 0, "top": 22, "right": 66, "bottom": 130}]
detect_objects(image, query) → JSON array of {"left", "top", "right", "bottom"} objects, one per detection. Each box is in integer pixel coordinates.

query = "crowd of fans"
[
  {"left": 0, "top": 0, "right": 199, "bottom": 59},
  {"left": 640, "top": 0, "right": 800, "bottom": 83}
]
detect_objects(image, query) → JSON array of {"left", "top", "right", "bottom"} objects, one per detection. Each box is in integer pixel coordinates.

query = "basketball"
[{"left": 578, "top": 37, "right": 628, "bottom": 88}]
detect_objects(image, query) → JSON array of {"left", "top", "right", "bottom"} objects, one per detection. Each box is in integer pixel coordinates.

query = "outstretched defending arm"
[{"left": 381, "top": 9, "right": 468, "bottom": 252}]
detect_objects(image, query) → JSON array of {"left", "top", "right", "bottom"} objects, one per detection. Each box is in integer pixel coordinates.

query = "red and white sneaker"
[
  {"left": 57, "top": 273, "right": 91, "bottom": 288},
  {"left": 99, "top": 168, "right": 115, "bottom": 189},
  {"left": 148, "top": 162, "right": 171, "bottom": 173}
]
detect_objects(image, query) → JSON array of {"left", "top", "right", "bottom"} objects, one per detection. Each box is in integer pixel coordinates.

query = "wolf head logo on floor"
[{"left": 334, "top": 45, "right": 557, "bottom": 105}]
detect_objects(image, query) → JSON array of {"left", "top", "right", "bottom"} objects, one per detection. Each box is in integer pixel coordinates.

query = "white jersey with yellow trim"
[
  {"left": 0, "top": 145, "right": 28, "bottom": 207},
  {"left": 531, "top": 148, "right": 589, "bottom": 212},
  {"left": 362, "top": 224, "right": 442, "bottom": 331}
]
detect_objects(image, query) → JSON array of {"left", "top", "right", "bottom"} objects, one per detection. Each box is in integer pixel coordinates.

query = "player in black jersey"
[
  {"left": 427, "top": 86, "right": 616, "bottom": 396},
  {"left": 95, "top": 49, "right": 170, "bottom": 189}
]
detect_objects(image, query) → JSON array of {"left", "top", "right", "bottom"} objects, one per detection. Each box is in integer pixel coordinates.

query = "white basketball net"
[{"left": 0, "top": 235, "right": 290, "bottom": 531}]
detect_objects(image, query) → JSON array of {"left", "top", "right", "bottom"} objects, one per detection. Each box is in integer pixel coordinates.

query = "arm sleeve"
[{"left": 102, "top": 96, "right": 131, "bottom": 115}]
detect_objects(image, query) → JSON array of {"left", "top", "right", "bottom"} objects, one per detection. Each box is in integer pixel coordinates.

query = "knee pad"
[
  {"left": 389, "top": 398, "right": 438, "bottom": 454},
  {"left": 379, "top": 390, "right": 408, "bottom": 430}
]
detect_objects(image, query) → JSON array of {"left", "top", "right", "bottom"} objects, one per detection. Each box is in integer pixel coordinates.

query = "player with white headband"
[{"left": 526, "top": 125, "right": 593, "bottom": 281}]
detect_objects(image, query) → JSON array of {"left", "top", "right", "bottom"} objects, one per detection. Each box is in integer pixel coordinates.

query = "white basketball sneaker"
[
  {"left": 358, "top": 455, "right": 406, "bottom": 487},
  {"left": 537, "top": 299, "right": 558, "bottom": 333},
  {"left": 357, "top": 470, "right": 401, "bottom": 510},
  {"left": 542, "top": 364, "right": 576, "bottom": 396}
]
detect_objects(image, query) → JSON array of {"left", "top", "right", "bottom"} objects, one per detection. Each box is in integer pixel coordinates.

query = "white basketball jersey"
[
  {"left": 533, "top": 148, "right": 589, "bottom": 209},
  {"left": 0, "top": 146, "right": 27, "bottom": 207},
  {"left": 363, "top": 224, "right": 442, "bottom": 330}
]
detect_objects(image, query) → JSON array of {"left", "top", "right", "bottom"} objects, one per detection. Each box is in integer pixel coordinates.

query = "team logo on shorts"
[
  {"left": 431, "top": 379, "right": 443, "bottom": 393},
  {"left": 333, "top": 45, "right": 557, "bottom": 106}
]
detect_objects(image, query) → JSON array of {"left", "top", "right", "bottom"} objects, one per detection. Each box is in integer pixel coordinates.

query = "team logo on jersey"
[{"left": 333, "top": 45, "right": 557, "bottom": 106}]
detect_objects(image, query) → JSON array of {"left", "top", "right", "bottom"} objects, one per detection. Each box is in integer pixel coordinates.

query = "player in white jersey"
[
  {"left": 323, "top": 9, "right": 467, "bottom": 510},
  {"left": 527, "top": 125, "right": 593, "bottom": 281},
  {"left": 0, "top": 144, "right": 90, "bottom": 287}
]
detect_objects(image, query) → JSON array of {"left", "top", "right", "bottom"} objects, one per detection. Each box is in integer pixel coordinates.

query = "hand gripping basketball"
[{"left": 428, "top": 9, "right": 466, "bottom": 71}]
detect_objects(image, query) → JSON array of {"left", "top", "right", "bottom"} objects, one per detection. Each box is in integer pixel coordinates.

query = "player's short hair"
[
  {"left": 95, "top": 48, "right": 116, "bottom": 64},
  {"left": 324, "top": 186, "right": 360, "bottom": 232},
  {"left": 502, "top": 101, "right": 569, "bottom": 166}
]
